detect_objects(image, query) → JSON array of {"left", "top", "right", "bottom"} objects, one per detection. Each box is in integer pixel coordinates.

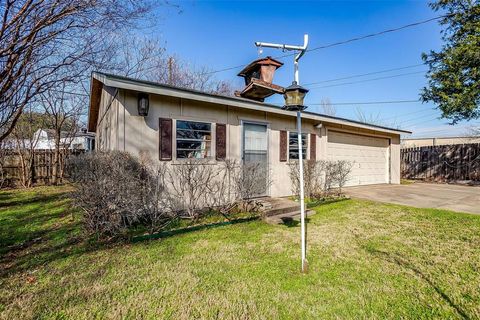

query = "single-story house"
[
  {"left": 88, "top": 64, "right": 410, "bottom": 198},
  {"left": 33, "top": 129, "right": 96, "bottom": 151}
]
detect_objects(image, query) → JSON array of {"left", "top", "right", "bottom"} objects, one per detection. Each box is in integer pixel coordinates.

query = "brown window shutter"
[
  {"left": 280, "top": 130, "right": 287, "bottom": 162},
  {"left": 216, "top": 123, "right": 226, "bottom": 160},
  {"left": 310, "top": 133, "right": 316, "bottom": 160},
  {"left": 159, "top": 118, "right": 172, "bottom": 161}
]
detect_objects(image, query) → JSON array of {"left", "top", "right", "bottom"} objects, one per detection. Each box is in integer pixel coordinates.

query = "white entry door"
[
  {"left": 243, "top": 122, "right": 268, "bottom": 197},
  {"left": 327, "top": 130, "right": 389, "bottom": 186}
]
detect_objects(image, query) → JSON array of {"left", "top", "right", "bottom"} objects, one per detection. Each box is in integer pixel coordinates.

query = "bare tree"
[
  {"left": 0, "top": 0, "right": 154, "bottom": 143},
  {"left": 104, "top": 37, "right": 236, "bottom": 95},
  {"left": 10, "top": 111, "right": 46, "bottom": 187},
  {"left": 40, "top": 84, "right": 85, "bottom": 184},
  {"left": 355, "top": 107, "right": 384, "bottom": 125},
  {"left": 319, "top": 98, "right": 337, "bottom": 116},
  {"left": 150, "top": 60, "right": 235, "bottom": 95}
]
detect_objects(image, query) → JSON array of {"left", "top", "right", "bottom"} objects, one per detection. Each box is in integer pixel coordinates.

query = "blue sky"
[{"left": 150, "top": 0, "right": 478, "bottom": 138}]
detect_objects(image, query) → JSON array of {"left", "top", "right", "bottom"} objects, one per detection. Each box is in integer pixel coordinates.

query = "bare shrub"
[
  {"left": 206, "top": 159, "right": 272, "bottom": 215},
  {"left": 69, "top": 153, "right": 275, "bottom": 238},
  {"left": 331, "top": 160, "right": 354, "bottom": 194},
  {"left": 166, "top": 159, "right": 223, "bottom": 219},
  {"left": 205, "top": 159, "right": 239, "bottom": 218},
  {"left": 230, "top": 161, "right": 272, "bottom": 212},
  {"left": 288, "top": 160, "right": 321, "bottom": 199},
  {"left": 68, "top": 151, "right": 172, "bottom": 238},
  {"left": 288, "top": 160, "right": 353, "bottom": 199},
  {"left": 318, "top": 160, "right": 336, "bottom": 195}
]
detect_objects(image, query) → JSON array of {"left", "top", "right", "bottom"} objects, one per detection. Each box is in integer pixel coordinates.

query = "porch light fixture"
[
  {"left": 138, "top": 93, "right": 149, "bottom": 116},
  {"left": 282, "top": 81, "right": 309, "bottom": 111}
]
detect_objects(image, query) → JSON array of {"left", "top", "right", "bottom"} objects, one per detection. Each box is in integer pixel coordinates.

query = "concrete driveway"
[{"left": 346, "top": 183, "right": 480, "bottom": 214}]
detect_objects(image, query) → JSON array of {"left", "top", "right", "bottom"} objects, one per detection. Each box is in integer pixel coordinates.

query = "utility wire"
[
  {"left": 398, "top": 112, "right": 437, "bottom": 125},
  {"left": 311, "top": 99, "right": 420, "bottom": 106},
  {"left": 306, "top": 15, "right": 449, "bottom": 53},
  {"left": 309, "top": 70, "right": 426, "bottom": 89},
  {"left": 202, "top": 14, "right": 448, "bottom": 76},
  {"left": 303, "top": 64, "right": 424, "bottom": 86},
  {"left": 404, "top": 117, "right": 441, "bottom": 128},
  {"left": 380, "top": 108, "right": 433, "bottom": 122}
]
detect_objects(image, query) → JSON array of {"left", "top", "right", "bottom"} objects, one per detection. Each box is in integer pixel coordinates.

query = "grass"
[{"left": 1, "top": 186, "right": 480, "bottom": 319}]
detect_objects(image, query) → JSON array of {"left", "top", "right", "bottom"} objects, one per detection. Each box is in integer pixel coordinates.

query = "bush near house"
[
  {"left": 288, "top": 159, "right": 353, "bottom": 199},
  {"left": 68, "top": 152, "right": 269, "bottom": 239}
]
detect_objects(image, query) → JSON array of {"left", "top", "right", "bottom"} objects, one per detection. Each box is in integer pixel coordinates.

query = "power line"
[
  {"left": 309, "top": 70, "right": 426, "bottom": 89},
  {"left": 303, "top": 64, "right": 424, "bottom": 86},
  {"left": 380, "top": 108, "right": 433, "bottom": 122},
  {"left": 202, "top": 14, "right": 448, "bottom": 76},
  {"left": 311, "top": 99, "right": 420, "bottom": 106},
  {"left": 404, "top": 117, "right": 441, "bottom": 128},
  {"left": 306, "top": 15, "right": 449, "bottom": 53},
  {"left": 398, "top": 112, "right": 438, "bottom": 125}
]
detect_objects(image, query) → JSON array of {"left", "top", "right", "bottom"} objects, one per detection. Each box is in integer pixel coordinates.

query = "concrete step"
[
  {"left": 261, "top": 197, "right": 302, "bottom": 217},
  {"left": 264, "top": 209, "right": 316, "bottom": 225},
  {"left": 264, "top": 204, "right": 301, "bottom": 217}
]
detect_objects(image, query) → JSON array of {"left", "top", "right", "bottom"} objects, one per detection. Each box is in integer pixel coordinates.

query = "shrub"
[
  {"left": 68, "top": 151, "right": 173, "bottom": 238},
  {"left": 288, "top": 160, "right": 353, "bottom": 199},
  {"left": 68, "top": 152, "right": 275, "bottom": 238}
]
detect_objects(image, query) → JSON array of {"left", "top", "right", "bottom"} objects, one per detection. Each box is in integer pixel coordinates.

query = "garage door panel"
[{"left": 327, "top": 131, "right": 389, "bottom": 186}]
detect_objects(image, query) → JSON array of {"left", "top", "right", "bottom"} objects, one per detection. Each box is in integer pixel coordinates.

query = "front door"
[{"left": 243, "top": 122, "right": 268, "bottom": 197}]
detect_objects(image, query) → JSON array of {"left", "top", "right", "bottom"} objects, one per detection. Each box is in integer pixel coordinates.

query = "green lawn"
[{"left": 1, "top": 186, "right": 480, "bottom": 319}]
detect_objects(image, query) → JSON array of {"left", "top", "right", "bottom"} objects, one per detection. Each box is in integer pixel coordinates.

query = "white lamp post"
[{"left": 255, "top": 35, "right": 309, "bottom": 273}]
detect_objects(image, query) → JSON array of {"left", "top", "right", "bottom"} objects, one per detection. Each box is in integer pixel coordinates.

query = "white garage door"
[{"left": 327, "top": 131, "right": 390, "bottom": 186}]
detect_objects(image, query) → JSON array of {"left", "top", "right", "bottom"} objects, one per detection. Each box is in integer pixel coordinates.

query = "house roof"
[{"left": 88, "top": 71, "right": 412, "bottom": 135}]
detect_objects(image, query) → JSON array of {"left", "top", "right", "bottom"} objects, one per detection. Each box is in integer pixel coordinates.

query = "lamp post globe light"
[
  {"left": 256, "top": 34, "right": 309, "bottom": 273},
  {"left": 283, "top": 81, "right": 309, "bottom": 111},
  {"left": 283, "top": 81, "right": 309, "bottom": 273}
]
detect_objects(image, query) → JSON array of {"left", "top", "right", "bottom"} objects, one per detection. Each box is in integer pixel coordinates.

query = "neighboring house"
[
  {"left": 402, "top": 136, "right": 480, "bottom": 148},
  {"left": 88, "top": 59, "right": 410, "bottom": 198},
  {"left": 33, "top": 129, "right": 95, "bottom": 151}
]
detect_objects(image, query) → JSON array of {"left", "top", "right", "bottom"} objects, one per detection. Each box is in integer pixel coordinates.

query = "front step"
[
  {"left": 259, "top": 197, "right": 316, "bottom": 224},
  {"left": 264, "top": 209, "right": 316, "bottom": 224}
]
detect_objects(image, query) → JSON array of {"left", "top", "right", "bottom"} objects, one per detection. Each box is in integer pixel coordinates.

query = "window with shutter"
[
  {"left": 289, "top": 132, "right": 307, "bottom": 160},
  {"left": 216, "top": 123, "right": 226, "bottom": 160},
  {"left": 159, "top": 118, "right": 172, "bottom": 161},
  {"left": 175, "top": 120, "right": 212, "bottom": 159},
  {"left": 310, "top": 133, "right": 316, "bottom": 160},
  {"left": 280, "top": 130, "right": 287, "bottom": 162}
]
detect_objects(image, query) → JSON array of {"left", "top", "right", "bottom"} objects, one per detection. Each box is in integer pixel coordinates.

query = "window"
[
  {"left": 289, "top": 132, "right": 307, "bottom": 160},
  {"left": 176, "top": 120, "right": 212, "bottom": 159}
]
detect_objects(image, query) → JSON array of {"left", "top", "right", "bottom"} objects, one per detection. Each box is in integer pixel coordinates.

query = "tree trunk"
[{"left": 52, "top": 130, "right": 61, "bottom": 185}]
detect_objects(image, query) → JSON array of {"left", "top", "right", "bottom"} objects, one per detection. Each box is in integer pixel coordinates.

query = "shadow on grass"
[
  {"left": 366, "top": 247, "right": 470, "bottom": 320},
  {"left": 0, "top": 190, "right": 70, "bottom": 208},
  {"left": 0, "top": 188, "right": 110, "bottom": 279},
  {"left": 281, "top": 217, "right": 311, "bottom": 228},
  {"left": 131, "top": 216, "right": 260, "bottom": 243},
  {"left": 306, "top": 197, "right": 350, "bottom": 209}
]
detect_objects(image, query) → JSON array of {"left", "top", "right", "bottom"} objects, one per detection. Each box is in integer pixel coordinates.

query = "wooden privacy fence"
[
  {"left": 0, "top": 149, "right": 83, "bottom": 188},
  {"left": 401, "top": 143, "right": 480, "bottom": 182}
]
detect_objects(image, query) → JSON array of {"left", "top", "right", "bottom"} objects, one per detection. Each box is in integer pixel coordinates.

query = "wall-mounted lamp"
[{"left": 138, "top": 93, "right": 149, "bottom": 116}]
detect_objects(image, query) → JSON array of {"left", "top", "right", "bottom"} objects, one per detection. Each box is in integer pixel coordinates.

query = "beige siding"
[{"left": 95, "top": 87, "right": 402, "bottom": 197}]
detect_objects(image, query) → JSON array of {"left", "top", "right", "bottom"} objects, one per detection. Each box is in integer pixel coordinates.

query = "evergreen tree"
[{"left": 422, "top": 0, "right": 480, "bottom": 124}]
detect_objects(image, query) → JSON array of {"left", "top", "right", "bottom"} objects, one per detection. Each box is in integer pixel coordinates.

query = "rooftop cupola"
[{"left": 235, "top": 56, "right": 284, "bottom": 102}]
